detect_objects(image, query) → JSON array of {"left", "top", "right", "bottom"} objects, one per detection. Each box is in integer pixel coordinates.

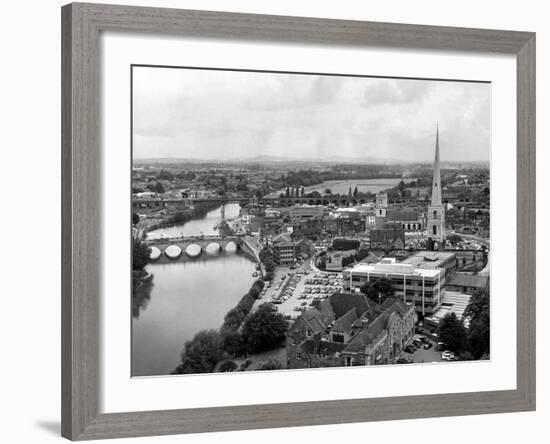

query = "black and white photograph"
[{"left": 131, "top": 66, "right": 491, "bottom": 377}]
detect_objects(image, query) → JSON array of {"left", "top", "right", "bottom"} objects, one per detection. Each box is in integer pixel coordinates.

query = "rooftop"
[
  {"left": 402, "top": 250, "right": 457, "bottom": 269},
  {"left": 447, "top": 273, "right": 489, "bottom": 289},
  {"left": 425, "top": 290, "right": 473, "bottom": 326},
  {"left": 348, "top": 260, "right": 442, "bottom": 278}
]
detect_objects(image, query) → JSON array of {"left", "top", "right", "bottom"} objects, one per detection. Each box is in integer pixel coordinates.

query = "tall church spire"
[
  {"left": 426, "top": 124, "right": 445, "bottom": 247},
  {"left": 431, "top": 123, "right": 442, "bottom": 207}
]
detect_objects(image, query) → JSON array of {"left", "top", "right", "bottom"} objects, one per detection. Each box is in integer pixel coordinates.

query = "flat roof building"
[
  {"left": 402, "top": 250, "right": 457, "bottom": 280},
  {"left": 343, "top": 258, "right": 445, "bottom": 316}
]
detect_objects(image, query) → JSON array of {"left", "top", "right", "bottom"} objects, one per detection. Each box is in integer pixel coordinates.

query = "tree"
[
  {"left": 468, "top": 313, "right": 490, "bottom": 359},
  {"left": 325, "top": 188, "right": 332, "bottom": 195},
  {"left": 464, "top": 289, "right": 490, "bottom": 321},
  {"left": 397, "top": 180, "right": 406, "bottom": 193},
  {"left": 132, "top": 233, "right": 151, "bottom": 270},
  {"left": 447, "top": 234, "right": 461, "bottom": 245},
  {"left": 360, "top": 278, "right": 395, "bottom": 305},
  {"left": 464, "top": 289, "right": 490, "bottom": 358},
  {"left": 353, "top": 186, "right": 358, "bottom": 199},
  {"left": 221, "top": 331, "right": 245, "bottom": 356},
  {"left": 222, "top": 307, "right": 246, "bottom": 332},
  {"left": 258, "top": 359, "right": 283, "bottom": 370},
  {"left": 132, "top": 212, "right": 140, "bottom": 225},
  {"left": 241, "top": 303, "right": 288, "bottom": 353},
  {"left": 153, "top": 181, "right": 165, "bottom": 194},
  {"left": 158, "top": 169, "right": 174, "bottom": 180},
  {"left": 173, "top": 329, "right": 222, "bottom": 374},
  {"left": 219, "top": 360, "right": 238, "bottom": 372},
  {"left": 236, "top": 293, "right": 255, "bottom": 315},
  {"left": 248, "top": 279, "right": 265, "bottom": 299},
  {"left": 438, "top": 312, "right": 467, "bottom": 354}
]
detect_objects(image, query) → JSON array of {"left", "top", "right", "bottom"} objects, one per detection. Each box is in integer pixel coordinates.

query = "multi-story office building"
[
  {"left": 271, "top": 233, "right": 296, "bottom": 265},
  {"left": 343, "top": 258, "right": 445, "bottom": 316}
]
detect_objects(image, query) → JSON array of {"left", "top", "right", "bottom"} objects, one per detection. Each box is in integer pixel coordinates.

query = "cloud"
[
  {"left": 132, "top": 67, "right": 490, "bottom": 162},
  {"left": 362, "top": 79, "right": 432, "bottom": 107}
]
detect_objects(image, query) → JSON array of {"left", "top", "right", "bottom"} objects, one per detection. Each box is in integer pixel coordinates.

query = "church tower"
[
  {"left": 375, "top": 191, "right": 388, "bottom": 217},
  {"left": 427, "top": 125, "right": 445, "bottom": 247}
]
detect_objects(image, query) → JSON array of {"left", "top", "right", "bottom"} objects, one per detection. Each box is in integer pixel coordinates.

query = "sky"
[{"left": 132, "top": 66, "right": 490, "bottom": 163}]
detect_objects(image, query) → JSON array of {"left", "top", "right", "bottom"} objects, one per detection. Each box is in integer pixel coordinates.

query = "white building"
[{"left": 343, "top": 258, "right": 445, "bottom": 316}]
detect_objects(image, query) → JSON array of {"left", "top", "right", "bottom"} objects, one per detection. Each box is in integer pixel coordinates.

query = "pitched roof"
[
  {"left": 448, "top": 273, "right": 489, "bottom": 289},
  {"left": 385, "top": 209, "right": 420, "bottom": 222},
  {"left": 379, "top": 297, "right": 412, "bottom": 316},
  {"left": 272, "top": 233, "right": 293, "bottom": 244},
  {"left": 328, "top": 292, "right": 372, "bottom": 319},
  {"left": 342, "top": 298, "right": 413, "bottom": 354},
  {"left": 301, "top": 307, "right": 330, "bottom": 333},
  {"left": 332, "top": 308, "right": 358, "bottom": 334},
  {"left": 343, "top": 316, "right": 390, "bottom": 353}
]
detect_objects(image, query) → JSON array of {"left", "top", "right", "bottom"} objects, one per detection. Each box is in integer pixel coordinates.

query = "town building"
[
  {"left": 271, "top": 233, "right": 296, "bottom": 265},
  {"left": 343, "top": 258, "right": 445, "bottom": 316},
  {"left": 287, "top": 292, "right": 416, "bottom": 368},
  {"left": 426, "top": 125, "right": 446, "bottom": 246},
  {"left": 385, "top": 209, "right": 425, "bottom": 232},
  {"left": 368, "top": 228, "right": 405, "bottom": 250},
  {"left": 288, "top": 204, "right": 328, "bottom": 223}
]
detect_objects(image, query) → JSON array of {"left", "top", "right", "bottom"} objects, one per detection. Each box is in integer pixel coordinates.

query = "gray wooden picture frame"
[{"left": 61, "top": 2, "right": 536, "bottom": 440}]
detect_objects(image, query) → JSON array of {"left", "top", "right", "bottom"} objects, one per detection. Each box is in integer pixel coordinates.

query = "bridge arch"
[{"left": 165, "top": 245, "right": 182, "bottom": 259}]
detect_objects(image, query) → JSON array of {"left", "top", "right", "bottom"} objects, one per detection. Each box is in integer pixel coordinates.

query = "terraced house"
[{"left": 286, "top": 292, "right": 416, "bottom": 368}]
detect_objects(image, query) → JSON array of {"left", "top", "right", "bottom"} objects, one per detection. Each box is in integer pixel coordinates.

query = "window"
[
  {"left": 332, "top": 333, "right": 345, "bottom": 343},
  {"left": 433, "top": 225, "right": 437, "bottom": 235}
]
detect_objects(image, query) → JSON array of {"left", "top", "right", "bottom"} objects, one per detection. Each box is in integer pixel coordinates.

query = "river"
[
  {"left": 145, "top": 203, "right": 241, "bottom": 240},
  {"left": 267, "top": 177, "right": 404, "bottom": 198},
  {"left": 132, "top": 203, "right": 256, "bottom": 376}
]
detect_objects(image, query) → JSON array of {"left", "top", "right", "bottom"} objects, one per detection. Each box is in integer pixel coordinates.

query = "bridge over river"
[{"left": 146, "top": 235, "right": 262, "bottom": 263}]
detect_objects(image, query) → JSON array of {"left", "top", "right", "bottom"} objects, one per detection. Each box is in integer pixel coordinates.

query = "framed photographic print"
[{"left": 61, "top": 2, "right": 536, "bottom": 440}]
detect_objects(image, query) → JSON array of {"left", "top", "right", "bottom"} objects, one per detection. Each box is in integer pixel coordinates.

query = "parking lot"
[
  {"left": 255, "top": 261, "right": 343, "bottom": 321},
  {"left": 400, "top": 335, "right": 443, "bottom": 364}
]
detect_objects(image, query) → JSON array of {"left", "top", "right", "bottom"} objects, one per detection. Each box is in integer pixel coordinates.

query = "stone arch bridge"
[{"left": 146, "top": 235, "right": 260, "bottom": 263}]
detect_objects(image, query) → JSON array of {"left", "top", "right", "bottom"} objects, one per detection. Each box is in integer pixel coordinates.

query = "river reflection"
[{"left": 132, "top": 253, "right": 256, "bottom": 376}]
